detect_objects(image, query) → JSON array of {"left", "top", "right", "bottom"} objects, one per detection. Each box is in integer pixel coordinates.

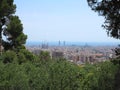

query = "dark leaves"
[{"left": 87, "top": 0, "right": 120, "bottom": 39}]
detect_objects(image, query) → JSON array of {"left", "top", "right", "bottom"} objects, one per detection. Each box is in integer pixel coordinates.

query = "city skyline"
[{"left": 14, "top": 0, "right": 119, "bottom": 43}]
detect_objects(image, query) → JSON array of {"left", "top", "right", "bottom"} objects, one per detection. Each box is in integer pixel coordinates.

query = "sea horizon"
[{"left": 26, "top": 41, "right": 120, "bottom": 46}]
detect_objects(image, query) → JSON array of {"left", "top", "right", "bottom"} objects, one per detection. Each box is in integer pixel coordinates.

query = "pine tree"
[{"left": 0, "top": 0, "right": 27, "bottom": 51}]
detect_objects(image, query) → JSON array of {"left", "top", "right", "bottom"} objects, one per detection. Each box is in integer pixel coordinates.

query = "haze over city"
[{"left": 14, "top": 0, "right": 119, "bottom": 43}]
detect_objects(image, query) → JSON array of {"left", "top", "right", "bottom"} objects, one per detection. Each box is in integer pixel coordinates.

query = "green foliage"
[
  {"left": 0, "top": 47, "right": 118, "bottom": 90},
  {"left": 0, "top": 0, "right": 27, "bottom": 51},
  {"left": 79, "top": 61, "right": 117, "bottom": 90},
  {"left": 0, "top": 50, "right": 37, "bottom": 64},
  {"left": 46, "top": 59, "right": 81, "bottom": 90},
  {"left": 95, "top": 62, "right": 117, "bottom": 90},
  {"left": 87, "top": 0, "right": 120, "bottom": 64},
  {"left": 2, "top": 50, "right": 18, "bottom": 63},
  {"left": 87, "top": 1, "right": 120, "bottom": 89},
  {"left": 0, "top": 54, "right": 118, "bottom": 90},
  {"left": 3, "top": 16, "right": 27, "bottom": 51},
  {"left": 38, "top": 51, "right": 51, "bottom": 60},
  {"left": 87, "top": 0, "right": 120, "bottom": 39},
  {"left": 0, "top": 62, "right": 30, "bottom": 90},
  {"left": 0, "top": 0, "right": 16, "bottom": 18},
  {"left": 18, "top": 49, "right": 37, "bottom": 63}
]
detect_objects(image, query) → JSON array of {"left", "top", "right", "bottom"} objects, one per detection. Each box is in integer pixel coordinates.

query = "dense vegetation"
[
  {"left": 0, "top": 0, "right": 120, "bottom": 90},
  {"left": 0, "top": 50, "right": 118, "bottom": 90},
  {"left": 87, "top": 1, "right": 120, "bottom": 89}
]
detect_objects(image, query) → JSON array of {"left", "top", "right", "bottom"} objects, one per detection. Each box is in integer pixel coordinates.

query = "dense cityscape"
[{"left": 27, "top": 42, "right": 116, "bottom": 64}]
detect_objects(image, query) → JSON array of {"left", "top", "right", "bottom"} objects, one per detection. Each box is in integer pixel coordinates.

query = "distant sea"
[{"left": 26, "top": 41, "right": 120, "bottom": 46}]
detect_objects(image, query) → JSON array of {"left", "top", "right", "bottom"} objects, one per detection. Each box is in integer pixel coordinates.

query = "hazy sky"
[{"left": 14, "top": 0, "right": 119, "bottom": 42}]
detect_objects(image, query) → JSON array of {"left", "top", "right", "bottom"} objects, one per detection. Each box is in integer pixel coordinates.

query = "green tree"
[
  {"left": 0, "top": 0, "right": 16, "bottom": 18},
  {"left": 3, "top": 16, "right": 27, "bottom": 51},
  {"left": 94, "top": 62, "right": 117, "bottom": 90},
  {"left": 87, "top": 0, "right": 120, "bottom": 39},
  {"left": 39, "top": 51, "right": 51, "bottom": 61},
  {"left": 46, "top": 59, "right": 81, "bottom": 90},
  {"left": 18, "top": 49, "right": 37, "bottom": 63},
  {"left": 2, "top": 50, "right": 18, "bottom": 63},
  {"left": 0, "top": 62, "right": 30, "bottom": 90},
  {"left": 0, "top": 0, "right": 27, "bottom": 51},
  {"left": 79, "top": 62, "right": 117, "bottom": 90},
  {"left": 87, "top": 1, "right": 120, "bottom": 89}
]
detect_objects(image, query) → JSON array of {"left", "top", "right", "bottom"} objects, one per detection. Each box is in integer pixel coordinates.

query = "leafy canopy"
[{"left": 87, "top": 0, "right": 120, "bottom": 39}]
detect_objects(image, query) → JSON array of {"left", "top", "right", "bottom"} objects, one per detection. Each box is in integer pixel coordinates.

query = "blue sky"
[{"left": 14, "top": 0, "right": 119, "bottom": 42}]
